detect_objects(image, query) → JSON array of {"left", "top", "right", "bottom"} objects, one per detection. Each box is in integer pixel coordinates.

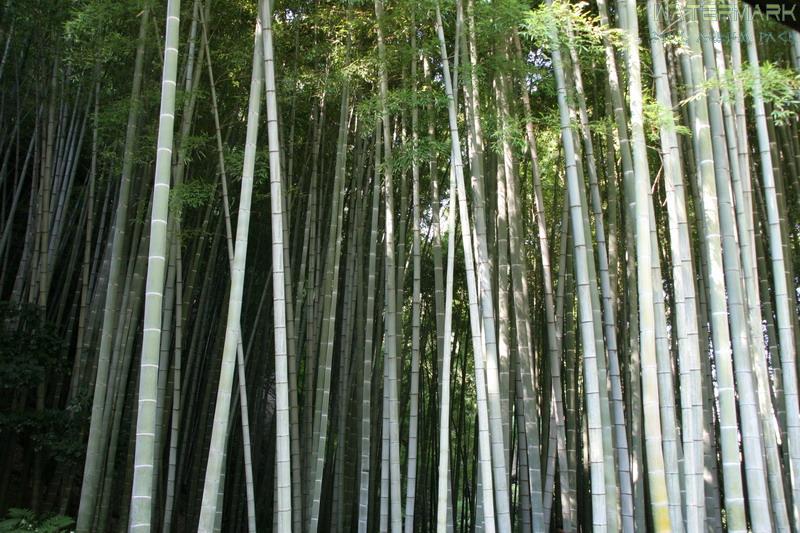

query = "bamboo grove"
[{"left": 0, "top": 0, "right": 799, "bottom": 531}]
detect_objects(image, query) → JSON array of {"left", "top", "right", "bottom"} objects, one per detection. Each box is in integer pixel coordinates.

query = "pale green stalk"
[
  {"left": 128, "top": 0, "right": 181, "bottom": 529},
  {"left": 261, "top": 0, "right": 292, "bottom": 529},
  {"left": 196, "top": 15, "right": 262, "bottom": 531},
  {"left": 621, "top": 1, "right": 672, "bottom": 529},
  {"left": 434, "top": 4, "right": 497, "bottom": 530},
  {"left": 744, "top": 8, "right": 800, "bottom": 526},
  {"left": 545, "top": 1, "right": 608, "bottom": 528},
  {"left": 77, "top": 9, "right": 149, "bottom": 531}
]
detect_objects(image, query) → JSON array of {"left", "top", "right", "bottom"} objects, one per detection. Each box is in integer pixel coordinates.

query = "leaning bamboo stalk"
[
  {"left": 128, "top": 0, "right": 181, "bottom": 528},
  {"left": 308, "top": 85, "right": 350, "bottom": 532},
  {"left": 509, "top": 31, "right": 571, "bottom": 530},
  {"left": 162, "top": 232, "right": 182, "bottom": 533},
  {"left": 544, "top": 1, "right": 609, "bottom": 528},
  {"left": 434, "top": 149, "right": 458, "bottom": 533},
  {"left": 76, "top": 9, "right": 149, "bottom": 531},
  {"left": 460, "top": 4, "right": 513, "bottom": 529},
  {"left": 404, "top": 17, "right": 422, "bottom": 530},
  {"left": 435, "top": 4, "right": 506, "bottom": 531},
  {"left": 261, "top": 0, "right": 292, "bottom": 528},
  {"left": 196, "top": 14, "right": 262, "bottom": 531},
  {"left": 743, "top": 7, "right": 800, "bottom": 526},
  {"left": 697, "top": 12, "right": 773, "bottom": 530},
  {"left": 71, "top": 85, "right": 97, "bottom": 400},
  {"left": 374, "top": 1, "right": 403, "bottom": 529},
  {"left": 677, "top": 2, "right": 748, "bottom": 529},
  {"left": 563, "top": 20, "right": 634, "bottom": 530},
  {"left": 618, "top": 2, "right": 674, "bottom": 529},
  {"left": 646, "top": 2, "right": 707, "bottom": 529},
  {"left": 196, "top": 8, "right": 258, "bottom": 529},
  {"left": 358, "top": 125, "right": 382, "bottom": 533}
]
